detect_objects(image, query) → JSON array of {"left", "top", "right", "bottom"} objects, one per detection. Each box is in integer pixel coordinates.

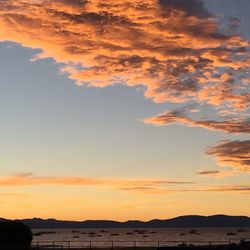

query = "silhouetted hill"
[{"left": 8, "top": 215, "right": 249, "bottom": 228}]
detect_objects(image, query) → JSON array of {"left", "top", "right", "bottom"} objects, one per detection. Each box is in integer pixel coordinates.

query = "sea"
[{"left": 32, "top": 228, "right": 250, "bottom": 248}]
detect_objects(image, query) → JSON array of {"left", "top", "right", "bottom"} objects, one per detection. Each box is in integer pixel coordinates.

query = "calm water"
[{"left": 32, "top": 228, "right": 250, "bottom": 248}]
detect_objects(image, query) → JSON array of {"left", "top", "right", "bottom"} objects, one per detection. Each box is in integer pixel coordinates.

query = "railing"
[
  {"left": 30, "top": 238, "right": 250, "bottom": 249},
  {"left": 0, "top": 238, "right": 248, "bottom": 250}
]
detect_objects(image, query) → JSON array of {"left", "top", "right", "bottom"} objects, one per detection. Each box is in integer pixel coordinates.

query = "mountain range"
[{"left": 1, "top": 215, "right": 250, "bottom": 228}]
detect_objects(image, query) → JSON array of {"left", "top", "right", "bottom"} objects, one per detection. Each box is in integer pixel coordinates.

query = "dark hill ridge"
[{"left": 1, "top": 215, "right": 248, "bottom": 228}]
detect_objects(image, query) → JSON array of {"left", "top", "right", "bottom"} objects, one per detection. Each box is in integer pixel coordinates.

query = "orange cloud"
[
  {"left": 0, "top": 0, "right": 249, "bottom": 131},
  {"left": 0, "top": 174, "right": 249, "bottom": 196},
  {"left": 143, "top": 107, "right": 250, "bottom": 133},
  {"left": 0, "top": 173, "right": 192, "bottom": 190},
  {"left": 206, "top": 140, "right": 250, "bottom": 172}
]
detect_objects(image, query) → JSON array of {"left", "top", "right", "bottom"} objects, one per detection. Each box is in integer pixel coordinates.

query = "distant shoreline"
[{"left": 1, "top": 215, "right": 250, "bottom": 229}]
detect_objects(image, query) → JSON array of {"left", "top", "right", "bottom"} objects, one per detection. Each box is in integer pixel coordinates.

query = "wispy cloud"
[
  {"left": 198, "top": 185, "right": 250, "bottom": 194},
  {"left": 196, "top": 169, "right": 235, "bottom": 178},
  {"left": 206, "top": 140, "right": 250, "bottom": 172},
  {"left": 119, "top": 185, "right": 250, "bottom": 195},
  {"left": 0, "top": 173, "right": 193, "bottom": 190},
  {"left": 0, "top": 0, "right": 249, "bottom": 132},
  {"left": 0, "top": 173, "right": 249, "bottom": 195},
  {"left": 144, "top": 107, "right": 250, "bottom": 133}
]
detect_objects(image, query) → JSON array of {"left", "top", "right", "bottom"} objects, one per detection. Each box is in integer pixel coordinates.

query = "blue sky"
[{"left": 0, "top": 0, "right": 249, "bottom": 220}]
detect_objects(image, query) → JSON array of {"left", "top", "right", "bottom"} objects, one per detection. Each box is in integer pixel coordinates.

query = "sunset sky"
[{"left": 0, "top": 0, "right": 249, "bottom": 221}]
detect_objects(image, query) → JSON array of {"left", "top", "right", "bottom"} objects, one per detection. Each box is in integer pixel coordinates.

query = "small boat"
[
  {"left": 97, "top": 234, "right": 102, "bottom": 237},
  {"left": 100, "top": 230, "right": 108, "bottom": 233},
  {"left": 126, "top": 232, "right": 134, "bottom": 235},
  {"left": 41, "top": 231, "right": 56, "bottom": 235},
  {"left": 137, "top": 230, "right": 146, "bottom": 234},
  {"left": 33, "top": 232, "right": 43, "bottom": 236},
  {"left": 227, "top": 232, "right": 237, "bottom": 236},
  {"left": 180, "top": 233, "right": 186, "bottom": 236},
  {"left": 189, "top": 230, "right": 198, "bottom": 234},
  {"left": 110, "top": 233, "right": 119, "bottom": 236},
  {"left": 72, "top": 230, "right": 79, "bottom": 233},
  {"left": 237, "top": 229, "right": 247, "bottom": 233},
  {"left": 149, "top": 231, "right": 157, "bottom": 234},
  {"left": 73, "top": 235, "right": 79, "bottom": 238},
  {"left": 142, "top": 235, "right": 149, "bottom": 237}
]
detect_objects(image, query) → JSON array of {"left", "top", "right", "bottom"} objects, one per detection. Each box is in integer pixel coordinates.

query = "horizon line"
[{"left": 2, "top": 214, "right": 250, "bottom": 223}]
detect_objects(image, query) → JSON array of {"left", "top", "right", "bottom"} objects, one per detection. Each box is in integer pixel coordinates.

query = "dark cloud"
[
  {"left": 206, "top": 140, "right": 250, "bottom": 172},
  {"left": 198, "top": 170, "right": 220, "bottom": 175},
  {"left": 197, "top": 169, "right": 234, "bottom": 178},
  {"left": 49, "top": 0, "right": 88, "bottom": 8},
  {"left": 229, "top": 16, "right": 241, "bottom": 30},
  {"left": 158, "top": 0, "right": 211, "bottom": 18},
  {"left": 201, "top": 185, "right": 250, "bottom": 193}
]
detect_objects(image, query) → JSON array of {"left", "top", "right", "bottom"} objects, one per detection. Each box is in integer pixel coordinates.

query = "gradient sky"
[{"left": 0, "top": 0, "right": 249, "bottom": 221}]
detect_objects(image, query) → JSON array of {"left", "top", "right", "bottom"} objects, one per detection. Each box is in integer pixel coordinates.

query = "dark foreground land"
[
  {"left": 28, "top": 242, "right": 250, "bottom": 250},
  {"left": 1, "top": 242, "right": 250, "bottom": 250},
  {"left": 29, "top": 247, "right": 250, "bottom": 250}
]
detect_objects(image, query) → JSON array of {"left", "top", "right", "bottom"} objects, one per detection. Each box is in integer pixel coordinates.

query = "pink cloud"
[
  {"left": 144, "top": 107, "right": 250, "bottom": 133},
  {"left": 0, "top": 0, "right": 248, "bottom": 130},
  {"left": 0, "top": 173, "right": 249, "bottom": 195},
  {"left": 0, "top": 173, "right": 192, "bottom": 189}
]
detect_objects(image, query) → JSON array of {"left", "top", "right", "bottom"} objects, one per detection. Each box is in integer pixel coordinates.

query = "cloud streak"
[
  {"left": 119, "top": 185, "right": 250, "bottom": 195},
  {"left": 0, "top": 173, "right": 192, "bottom": 189},
  {"left": 197, "top": 185, "right": 250, "bottom": 194},
  {"left": 0, "top": 173, "right": 249, "bottom": 195},
  {"left": 206, "top": 140, "right": 250, "bottom": 172},
  {"left": 0, "top": 0, "right": 249, "bottom": 133},
  {"left": 143, "top": 107, "right": 250, "bottom": 133},
  {"left": 196, "top": 169, "right": 235, "bottom": 178}
]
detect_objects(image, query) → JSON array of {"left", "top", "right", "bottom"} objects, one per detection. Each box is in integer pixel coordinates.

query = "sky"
[{"left": 0, "top": 0, "right": 249, "bottom": 221}]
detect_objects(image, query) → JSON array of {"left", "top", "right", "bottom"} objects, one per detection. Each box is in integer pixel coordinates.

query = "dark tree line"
[{"left": 0, "top": 220, "right": 33, "bottom": 249}]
